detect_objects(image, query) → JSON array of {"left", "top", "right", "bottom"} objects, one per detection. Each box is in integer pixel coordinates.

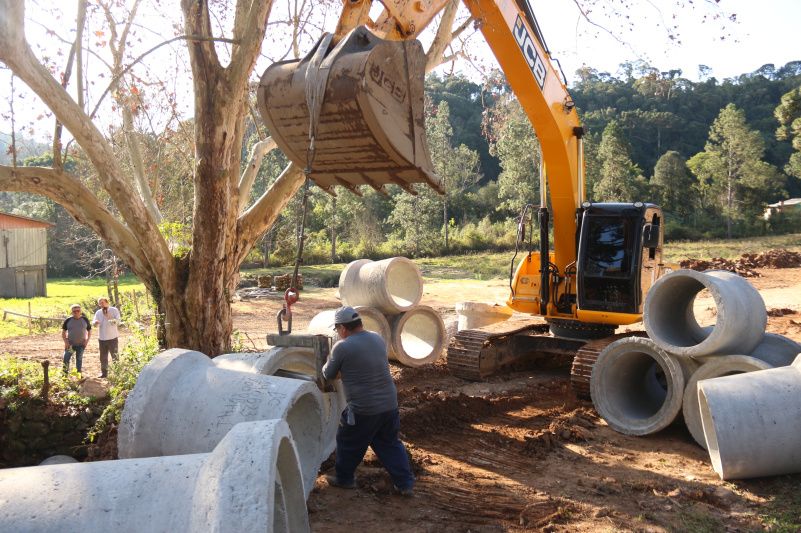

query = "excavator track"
[
  {"left": 447, "top": 320, "right": 584, "bottom": 380},
  {"left": 569, "top": 331, "right": 648, "bottom": 400}
]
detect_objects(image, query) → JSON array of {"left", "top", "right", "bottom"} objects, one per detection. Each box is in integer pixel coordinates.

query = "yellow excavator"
[{"left": 257, "top": 0, "right": 672, "bottom": 396}]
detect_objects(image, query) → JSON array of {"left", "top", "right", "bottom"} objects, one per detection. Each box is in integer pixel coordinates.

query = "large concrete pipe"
[
  {"left": 749, "top": 332, "right": 801, "bottom": 367},
  {"left": 119, "top": 349, "right": 324, "bottom": 497},
  {"left": 388, "top": 305, "right": 446, "bottom": 367},
  {"left": 306, "top": 306, "right": 391, "bottom": 346},
  {"left": 682, "top": 355, "right": 772, "bottom": 449},
  {"left": 215, "top": 347, "right": 346, "bottom": 459},
  {"left": 698, "top": 355, "right": 801, "bottom": 480},
  {"left": 643, "top": 269, "right": 766, "bottom": 357},
  {"left": 591, "top": 337, "right": 697, "bottom": 436},
  {"left": 455, "top": 302, "right": 513, "bottom": 331},
  {"left": 338, "top": 257, "right": 423, "bottom": 314},
  {"left": 0, "top": 420, "right": 310, "bottom": 533}
]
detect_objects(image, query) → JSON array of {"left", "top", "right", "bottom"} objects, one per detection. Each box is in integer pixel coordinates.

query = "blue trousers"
[
  {"left": 335, "top": 408, "right": 414, "bottom": 490},
  {"left": 63, "top": 345, "right": 85, "bottom": 373}
]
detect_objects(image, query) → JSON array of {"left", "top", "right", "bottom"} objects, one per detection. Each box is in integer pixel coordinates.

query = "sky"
[{"left": 463, "top": 0, "right": 801, "bottom": 83}]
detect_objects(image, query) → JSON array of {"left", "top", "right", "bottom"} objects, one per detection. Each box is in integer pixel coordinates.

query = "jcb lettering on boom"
[{"left": 513, "top": 16, "right": 546, "bottom": 89}]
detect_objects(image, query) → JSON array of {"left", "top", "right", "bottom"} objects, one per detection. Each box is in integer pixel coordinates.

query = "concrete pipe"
[
  {"left": 698, "top": 355, "right": 801, "bottom": 480},
  {"left": 455, "top": 302, "right": 513, "bottom": 331},
  {"left": 643, "top": 269, "right": 766, "bottom": 357},
  {"left": 388, "top": 305, "right": 446, "bottom": 367},
  {"left": 338, "top": 257, "right": 423, "bottom": 314},
  {"left": 591, "top": 336, "right": 697, "bottom": 436},
  {"left": 749, "top": 332, "right": 801, "bottom": 367},
  {"left": 0, "top": 420, "right": 310, "bottom": 533},
  {"left": 215, "top": 347, "right": 346, "bottom": 459},
  {"left": 119, "top": 349, "right": 324, "bottom": 497},
  {"left": 306, "top": 306, "right": 391, "bottom": 347},
  {"left": 682, "top": 355, "right": 773, "bottom": 449},
  {"left": 38, "top": 455, "right": 77, "bottom": 465}
]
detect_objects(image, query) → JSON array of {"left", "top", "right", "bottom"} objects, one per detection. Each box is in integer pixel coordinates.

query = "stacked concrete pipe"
[
  {"left": 681, "top": 355, "right": 773, "bottom": 449},
  {"left": 643, "top": 269, "right": 766, "bottom": 357},
  {"left": 0, "top": 420, "right": 310, "bottom": 532},
  {"left": 387, "top": 304, "right": 446, "bottom": 367},
  {"left": 119, "top": 348, "right": 324, "bottom": 497},
  {"left": 589, "top": 269, "right": 774, "bottom": 439},
  {"left": 333, "top": 257, "right": 445, "bottom": 367},
  {"left": 698, "top": 354, "right": 801, "bottom": 479},
  {"left": 215, "top": 346, "right": 346, "bottom": 459},
  {"left": 591, "top": 337, "right": 697, "bottom": 435},
  {"left": 338, "top": 257, "right": 423, "bottom": 314}
]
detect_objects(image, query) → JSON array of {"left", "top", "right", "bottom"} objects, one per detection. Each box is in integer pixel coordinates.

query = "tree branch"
[
  {"left": 0, "top": 165, "right": 155, "bottom": 284},
  {"left": 0, "top": 0, "right": 175, "bottom": 293},
  {"left": 235, "top": 163, "right": 305, "bottom": 265},
  {"left": 425, "top": 0, "right": 460, "bottom": 74},
  {"left": 238, "top": 137, "right": 277, "bottom": 212}
]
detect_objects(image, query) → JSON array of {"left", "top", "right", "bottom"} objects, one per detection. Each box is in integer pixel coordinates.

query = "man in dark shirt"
[
  {"left": 62, "top": 304, "right": 91, "bottom": 374},
  {"left": 322, "top": 306, "right": 415, "bottom": 496}
]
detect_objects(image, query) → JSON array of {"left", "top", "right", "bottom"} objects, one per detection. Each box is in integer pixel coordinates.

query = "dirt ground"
[{"left": 3, "top": 267, "right": 800, "bottom": 531}]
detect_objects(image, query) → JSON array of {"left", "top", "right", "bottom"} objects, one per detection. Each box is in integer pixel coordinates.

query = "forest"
[{"left": 2, "top": 59, "right": 801, "bottom": 277}]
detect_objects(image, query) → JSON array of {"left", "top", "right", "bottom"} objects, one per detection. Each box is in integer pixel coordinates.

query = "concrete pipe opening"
[
  {"left": 643, "top": 269, "right": 766, "bottom": 357},
  {"left": 682, "top": 355, "right": 772, "bottom": 449},
  {"left": 389, "top": 305, "right": 445, "bottom": 367},
  {"left": 338, "top": 257, "right": 423, "bottom": 314},
  {"left": 591, "top": 337, "right": 691, "bottom": 436},
  {"left": 119, "top": 349, "right": 324, "bottom": 498},
  {"left": 698, "top": 355, "right": 801, "bottom": 480}
]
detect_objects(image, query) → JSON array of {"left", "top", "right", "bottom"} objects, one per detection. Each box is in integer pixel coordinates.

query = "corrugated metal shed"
[
  {"left": 0, "top": 213, "right": 51, "bottom": 297},
  {"left": 1, "top": 228, "right": 48, "bottom": 268},
  {"left": 0, "top": 212, "right": 53, "bottom": 230}
]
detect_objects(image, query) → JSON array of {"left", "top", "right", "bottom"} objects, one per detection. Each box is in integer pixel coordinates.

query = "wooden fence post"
[
  {"left": 27, "top": 302, "right": 32, "bottom": 335},
  {"left": 41, "top": 360, "right": 50, "bottom": 400},
  {"left": 132, "top": 290, "right": 141, "bottom": 321}
]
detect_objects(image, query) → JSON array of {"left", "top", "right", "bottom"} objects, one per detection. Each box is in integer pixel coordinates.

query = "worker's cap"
[
  {"left": 333, "top": 306, "right": 360, "bottom": 326},
  {"left": 70, "top": 304, "right": 81, "bottom": 311},
  {"left": 97, "top": 296, "right": 109, "bottom": 305}
]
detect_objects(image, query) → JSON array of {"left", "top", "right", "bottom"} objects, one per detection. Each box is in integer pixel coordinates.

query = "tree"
[
  {"left": 688, "top": 104, "right": 785, "bottom": 237},
  {"left": 426, "top": 100, "right": 481, "bottom": 250},
  {"left": 593, "top": 120, "right": 647, "bottom": 201},
  {"left": 775, "top": 86, "right": 801, "bottom": 180},
  {"left": 651, "top": 150, "right": 694, "bottom": 220},
  {"left": 0, "top": 1, "right": 304, "bottom": 355},
  {"left": 485, "top": 97, "right": 541, "bottom": 217}
]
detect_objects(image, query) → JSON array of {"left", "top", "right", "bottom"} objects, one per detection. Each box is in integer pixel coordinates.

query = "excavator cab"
[{"left": 257, "top": 26, "right": 442, "bottom": 195}]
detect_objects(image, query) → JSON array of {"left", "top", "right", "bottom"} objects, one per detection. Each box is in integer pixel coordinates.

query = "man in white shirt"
[{"left": 93, "top": 297, "right": 121, "bottom": 378}]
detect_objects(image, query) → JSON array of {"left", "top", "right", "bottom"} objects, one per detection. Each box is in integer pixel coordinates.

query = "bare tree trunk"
[{"left": 443, "top": 196, "right": 449, "bottom": 251}]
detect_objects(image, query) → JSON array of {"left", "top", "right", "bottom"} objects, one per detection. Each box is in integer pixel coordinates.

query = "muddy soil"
[{"left": 2, "top": 267, "right": 800, "bottom": 531}]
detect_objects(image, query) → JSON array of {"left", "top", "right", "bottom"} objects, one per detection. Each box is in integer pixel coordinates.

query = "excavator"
[{"left": 257, "top": 0, "right": 672, "bottom": 396}]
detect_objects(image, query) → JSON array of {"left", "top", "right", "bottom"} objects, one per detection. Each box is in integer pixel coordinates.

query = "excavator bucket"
[{"left": 257, "top": 26, "right": 442, "bottom": 195}]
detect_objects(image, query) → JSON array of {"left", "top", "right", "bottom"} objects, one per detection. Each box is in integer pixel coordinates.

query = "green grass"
[
  {"left": 663, "top": 233, "right": 801, "bottom": 263},
  {"left": 0, "top": 276, "right": 146, "bottom": 339},
  {"left": 249, "top": 233, "right": 801, "bottom": 285},
  {"left": 759, "top": 478, "right": 801, "bottom": 532}
]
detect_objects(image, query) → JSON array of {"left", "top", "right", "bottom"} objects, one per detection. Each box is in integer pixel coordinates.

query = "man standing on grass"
[
  {"left": 322, "top": 306, "right": 415, "bottom": 497},
  {"left": 62, "top": 304, "right": 91, "bottom": 374},
  {"left": 92, "top": 296, "right": 121, "bottom": 378}
]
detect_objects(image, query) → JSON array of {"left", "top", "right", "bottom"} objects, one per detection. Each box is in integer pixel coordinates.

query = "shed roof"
[
  {"left": 0, "top": 212, "right": 54, "bottom": 230},
  {"left": 767, "top": 198, "right": 801, "bottom": 208}
]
